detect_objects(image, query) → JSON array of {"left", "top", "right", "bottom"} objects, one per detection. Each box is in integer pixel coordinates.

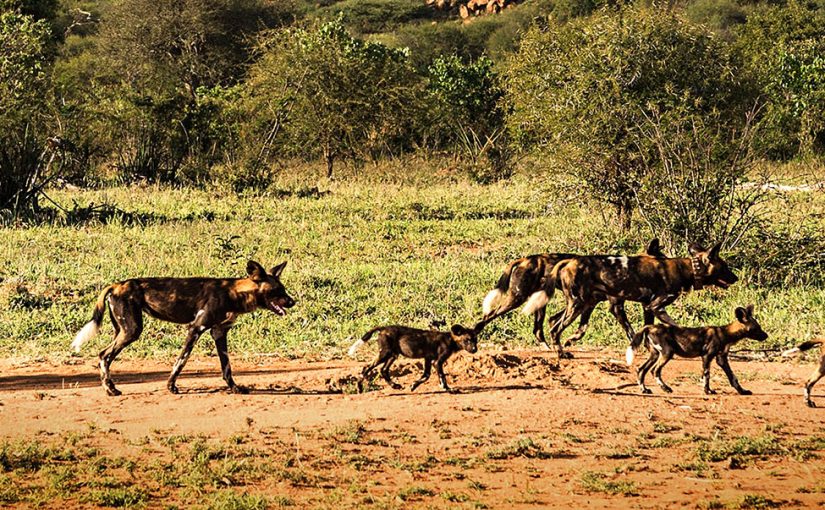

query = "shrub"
[
  {"left": 242, "top": 18, "right": 422, "bottom": 179},
  {"left": 507, "top": 5, "right": 748, "bottom": 229}
]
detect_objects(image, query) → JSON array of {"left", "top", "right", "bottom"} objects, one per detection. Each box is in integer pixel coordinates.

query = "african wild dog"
[
  {"left": 782, "top": 338, "right": 825, "bottom": 407},
  {"left": 627, "top": 304, "right": 768, "bottom": 395},
  {"left": 544, "top": 242, "right": 738, "bottom": 359},
  {"left": 477, "top": 239, "right": 666, "bottom": 350},
  {"left": 71, "top": 261, "right": 295, "bottom": 396},
  {"left": 348, "top": 324, "right": 478, "bottom": 393}
]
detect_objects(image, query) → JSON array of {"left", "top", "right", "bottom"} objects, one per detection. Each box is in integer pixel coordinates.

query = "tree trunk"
[
  {"left": 324, "top": 148, "right": 334, "bottom": 179},
  {"left": 616, "top": 198, "right": 633, "bottom": 231}
]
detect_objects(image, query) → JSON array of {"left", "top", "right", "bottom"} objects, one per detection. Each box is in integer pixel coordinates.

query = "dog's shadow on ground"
[
  {"left": 379, "top": 383, "right": 547, "bottom": 397},
  {"left": 0, "top": 365, "right": 339, "bottom": 392}
]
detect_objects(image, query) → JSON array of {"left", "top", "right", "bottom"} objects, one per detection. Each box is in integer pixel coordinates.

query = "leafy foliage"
[
  {"left": 507, "top": 5, "right": 748, "bottom": 228},
  {"left": 735, "top": 0, "right": 825, "bottom": 158},
  {"left": 243, "top": 18, "right": 422, "bottom": 178}
]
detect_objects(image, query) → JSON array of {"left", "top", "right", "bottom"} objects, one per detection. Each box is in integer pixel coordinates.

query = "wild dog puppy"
[
  {"left": 71, "top": 261, "right": 295, "bottom": 396},
  {"left": 477, "top": 239, "right": 666, "bottom": 350},
  {"left": 348, "top": 324, "right": 478, "bottom": 393},
  {"left": 627, "top": 305, "right": 767, "bottom": 395},
  {"left": 782, "top": 339, "right": 825, "bottom": 407},
  {"left": 546, "top": 242, "right": 738, "bottom": 359}
]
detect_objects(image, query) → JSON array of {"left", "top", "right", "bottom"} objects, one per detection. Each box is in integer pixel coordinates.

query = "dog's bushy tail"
[
  {"left": 626, "top": 327, "right": 649, "bottom": 365},
  {"left": 782, "top": 338, "right": 825, "bottom": 357},
  {"left": 348, "top": 327, "right": 383, "bottom": 357},
  {"left": 523, "top": 259, "right": 569, "bottom": 316},
  {"left": 71, "top": 285, "right": 114, "bottom": 353},
  {"left": 482, "top": 261, "right": 517, "bottom": 316}
]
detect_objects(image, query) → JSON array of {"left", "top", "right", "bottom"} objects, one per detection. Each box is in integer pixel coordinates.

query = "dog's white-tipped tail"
[
  {"left": 522, "top": 290, "right": 549, "bottom": 316},
  {"left": 482, "top": 289, "right": 503, "bottom": 316},
  {"left": 782, "top": 347, "right": 800, "bottom": 357},
  {"left": 348, "top": 339, "right": 366, "bottom": 358},
  {"left": 626, "top": 345, "right": 635, "bottom": 365},
  {"left": 71, "top": 321, "right": 99, "bottom": 353}
]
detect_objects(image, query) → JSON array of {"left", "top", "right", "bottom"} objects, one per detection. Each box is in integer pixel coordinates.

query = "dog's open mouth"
[{"left": 268, "top": 302, "right": 287, "bottom": 316}]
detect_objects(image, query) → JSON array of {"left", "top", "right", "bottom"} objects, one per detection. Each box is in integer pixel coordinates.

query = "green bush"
[{"left": 507, "top": 5, "right": 748, "bottom": 229}]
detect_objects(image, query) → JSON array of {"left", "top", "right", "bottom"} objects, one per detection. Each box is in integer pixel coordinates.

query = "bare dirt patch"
[{"left": 1, "top": 349, "right": 824, "bottom": 508}]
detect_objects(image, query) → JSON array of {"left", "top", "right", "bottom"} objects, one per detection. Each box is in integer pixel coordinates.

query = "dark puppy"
[
  {"left": 627, "top": 304, "right": 767, "bottom": 395},
  {"left": 72, "top": 261, "right": 295, "bottom": 396},
  {"left": 782, "top": 338, "right": 825, "bottom": 407},
  {"left": 348, "top": 324, "right": 478, "bottom": 393}
]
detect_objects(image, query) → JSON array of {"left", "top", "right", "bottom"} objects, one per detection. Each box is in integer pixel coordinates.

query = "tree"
[
  {"left": 736, "top": 1, "right": 825, "bottom": 158},
  {"left": 85, "top": 0, "right": 287, "bottom": 182},
  {"left": 243, "top": 18, "right": 422, "bottom": 178},
  {"left": 506, "top": 6, "right": 747, "bottom": 229},
  {"left": 0, "top": 10, "right": 56, "bottom": 219},
  {"left": 427, "top": 55, "right": 510, "bottom": 182}
]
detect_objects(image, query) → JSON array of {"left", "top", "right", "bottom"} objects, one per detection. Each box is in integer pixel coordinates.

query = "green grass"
[
  {"left": 579, "top": 471, "right": 638, "bottom": 496},
  {"left": 1, "top": 167, "right": 823, "bottom": 360}
]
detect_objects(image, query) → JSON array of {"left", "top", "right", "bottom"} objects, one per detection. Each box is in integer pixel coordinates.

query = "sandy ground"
[{"left": 1, "top": 347, "right": 824, "bottom": 508}]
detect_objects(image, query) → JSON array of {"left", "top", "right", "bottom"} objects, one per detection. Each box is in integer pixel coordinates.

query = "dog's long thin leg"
[
  {"left": 533, "top": 306, "right": 549, "bottom": 350},
  {"left": 805, "top": 365, "right": 824, "bottom": 408},
  {"left": 549, "top": 301, "right": 584, "bottom": 359},
  {"left": 564, "top": 306, "right": 594, "bottom": 347},
  {"left": 167, "top": 326, "right": 204, "bottom": 394},
  {"left": 435, "top": 353, "right": 453, "bottom": 392},
  {"left": 99, "top": 297, "right": 143, "bottom": 397},
  {"left": 410, "top": 359, "right": 432, "bottom": 392},
  {"left": 609, "top": 299, "right": 635, "bottom": 344},
  {"left": 715, "top": 354, "right": 750, "bottom": 395},
  {"left": 637, "top": 350, "right": 658, "bottom": 394},
  {"left": 701, "top": 355, "right": 715, "bottom": 395},
  {"left": 211, "top": 326, "right": 246, "bottom": 394},
  {"left": 653, "top": 352, "right": 673, "bottom": 393},
  {"left": 380, "top": 355, "right": 401, "bottom": 390}
]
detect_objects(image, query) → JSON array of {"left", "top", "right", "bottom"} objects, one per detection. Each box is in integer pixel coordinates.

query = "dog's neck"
[
  {"left": 721, "top": 322, "right": 749, "bottom": 344},
  {"left": 689, "top": 255, "right": 706, "bottom": 291}
]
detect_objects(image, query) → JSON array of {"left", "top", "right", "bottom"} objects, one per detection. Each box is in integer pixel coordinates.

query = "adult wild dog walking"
[
  {"left": 546, "top": 243, "right": 738, "bottom": 358},
  {"left": 478, "top": 239, "right": 666, "bottom": 350},
  {"left": 627, "top": 304, "right": 768, "bottom": 395},
  {"left": 72, "top": 261, "right": 295, "bottom": 396}
]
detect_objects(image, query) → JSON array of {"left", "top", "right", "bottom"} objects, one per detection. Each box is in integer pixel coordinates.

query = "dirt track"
[{"left": 1, "top": 348, "right": 824, "bottom": 508}]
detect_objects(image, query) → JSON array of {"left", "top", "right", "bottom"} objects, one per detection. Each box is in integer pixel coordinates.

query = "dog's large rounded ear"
[
  {"left": 688, "top": 243, "right": 706, "bottom": 257},
  {"left": 247, "top": 260, "right": 266, "bottom": 281},
  {"left": 709, "top": 242, "right": 722, "bottom": 260},
  {"left": 735, "top": 306, "right": 748, "bottom": 323},
  {"left": 745, "top": 303, "right": 755, "bottom": 317},
  {"left": 271, "top": 261, "right": 287, "bottom": 278},
  {"left": 645, "top": 238, "right": 663, "bottom": 257},
  {"left": 451, "top": 324, "right": 467, "bottom": 336}
]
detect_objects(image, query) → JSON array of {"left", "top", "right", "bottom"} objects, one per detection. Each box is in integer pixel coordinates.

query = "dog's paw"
[
  {"left": 167, "top": 384, "right": 180, "bottom": 395},
  {"left": 558, "top": 351, "right": 574, "bottom": 360},
  {"left": 641, "top": 387, "right": 652, "bottom": 395},
  {"left": 704, "top": 388, "right": 717, "bottom": 395},
  {"left": 390, "top": 383, "right": 402, "bottom": 390},
  {"left": 230, "top": 385, "right": 249, "bottom": 395},
  {"left": 106, "top": 387, "right": 122, "bottom": 397},
  {"left": 661, "top": 386, "right": 673, "bottom": 394},
  {"left": 737, "top": 388, "right": 752, "bottom": 396},
  {"left": 807, "top": 400, "right": 817, "bottom": 408},
  {"left": 409, "top": 384, "right": 421, "bottom": 392}
]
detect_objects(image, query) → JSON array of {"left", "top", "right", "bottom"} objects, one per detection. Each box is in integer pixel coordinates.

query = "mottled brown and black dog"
[
  {"left": 72, "top": 261, "right": 295, "bottom": 396},
  {"left": 783, "top": 338, "right": 825, "bottom": 407},
  {"left": 544, "top": 243, "right": 738, "bottom": 358},
  {"left": 477, "top": 239, "right": 666, "bottom": 349},
  {"left": 348, "top": 324, "right": 478, "bottom": 393},
  {"left": 627, "top": 304, "right": 768, "bottom": 395}
]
